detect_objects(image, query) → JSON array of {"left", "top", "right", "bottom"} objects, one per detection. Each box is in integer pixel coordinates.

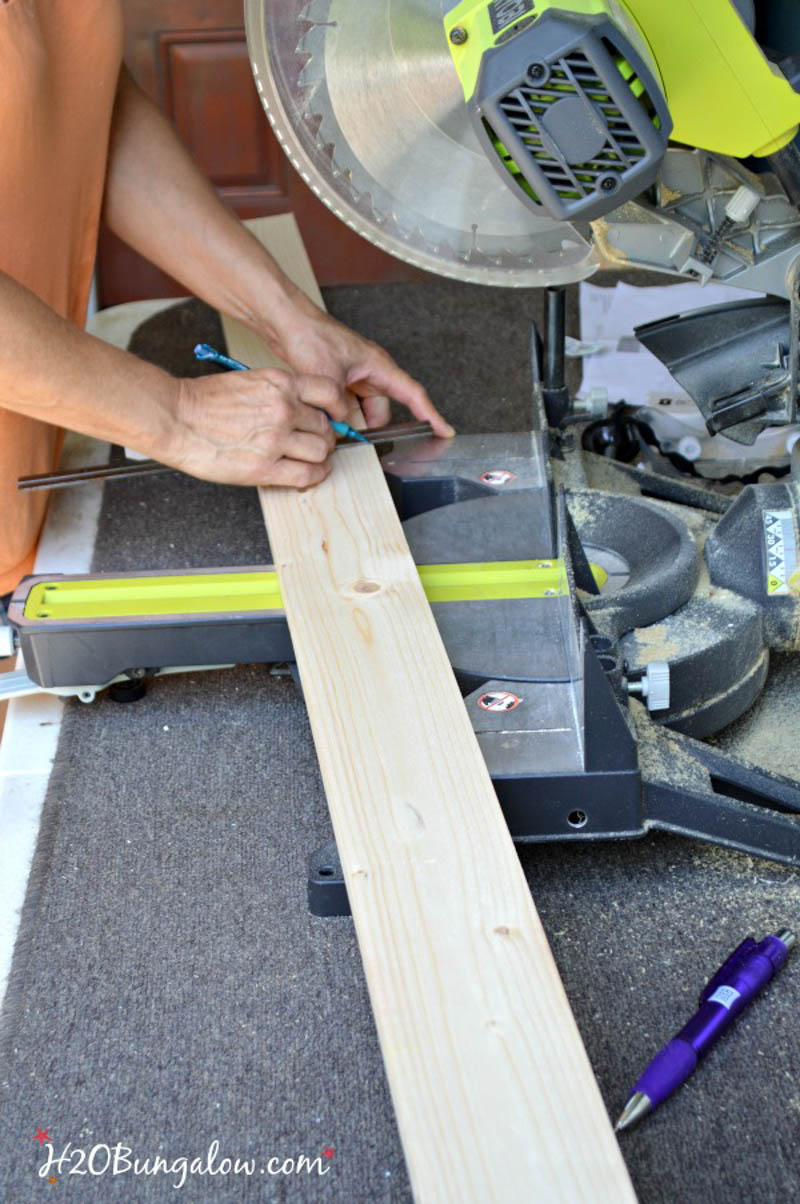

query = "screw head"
[
  {"left": 599, "top": 174, "right": 619, "bottom": 193},
  {"left": 527, "top": 61, "right": 547, "bottom": 83},
  {"left": 449, "top": 25, "right": 468, "bottom": 45}
]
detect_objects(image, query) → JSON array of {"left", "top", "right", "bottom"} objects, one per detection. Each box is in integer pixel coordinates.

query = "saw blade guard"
[{"left": 245, "top": 0, "right": 599, "bottom": 286}]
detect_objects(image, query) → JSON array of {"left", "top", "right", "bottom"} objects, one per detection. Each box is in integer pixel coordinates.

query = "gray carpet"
[{"left": 1, "top": 280, "right": 799, "bottom": 1203}]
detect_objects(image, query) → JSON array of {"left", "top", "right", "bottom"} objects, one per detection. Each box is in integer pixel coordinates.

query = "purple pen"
[{"left": 616, "top": 928, "right": 795, "bottom": 1131}]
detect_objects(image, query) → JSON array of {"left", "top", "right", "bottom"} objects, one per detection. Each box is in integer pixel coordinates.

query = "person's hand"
[
  {"left": 165, "top": 367, "right": 351, "bottom": 488},
  {"left": 272, "top": 308, "right": 455, "bottom": 438}
]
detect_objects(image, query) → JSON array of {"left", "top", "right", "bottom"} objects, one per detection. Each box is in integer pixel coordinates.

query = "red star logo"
[
  {"left": 323, "top": 1146, "right": 335, "bottom": 1159},
  {"left": 34, "top": 1128, "right": 51, "bottom": 1145}
]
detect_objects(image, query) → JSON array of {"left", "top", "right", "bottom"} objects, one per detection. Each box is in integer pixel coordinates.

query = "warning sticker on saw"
[
  {"left": 763, "top": 509, "right": 798, "bottom": 596},
  {"left": 478, "top": 691, "right": 523, "bottom": 713},
  {"left": 479, "top": 470, "right": 517, "bottom": 486}
]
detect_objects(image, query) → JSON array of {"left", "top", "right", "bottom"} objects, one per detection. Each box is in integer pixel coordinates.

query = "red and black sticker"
[
  {"left": 479, "top": 469, "right": 517, "bottom": 487},
  {"left": 478, "top": 691, "right": 523, "bottom": 713}
]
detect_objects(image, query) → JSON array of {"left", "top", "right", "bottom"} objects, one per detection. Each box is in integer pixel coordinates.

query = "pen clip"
[{"left": 700, "top": 938, "right": 756, "bottom": 1003}]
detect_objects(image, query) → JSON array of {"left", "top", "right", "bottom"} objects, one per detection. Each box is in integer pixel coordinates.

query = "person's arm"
[
  {"left": 0, "top": 270, "right": 350, "bottom": 489},
  {"left": 102, "top": 67, "right": 453, "bottom": 437}
]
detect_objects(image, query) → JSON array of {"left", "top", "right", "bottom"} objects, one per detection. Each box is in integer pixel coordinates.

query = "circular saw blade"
[{"left": 245, "top": 0, "right": 599, "bottom": 286}]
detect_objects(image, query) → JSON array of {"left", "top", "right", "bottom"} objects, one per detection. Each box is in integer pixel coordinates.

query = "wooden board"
[{"left": 222, "top": 216, "right": 636, "bottom": 1204}]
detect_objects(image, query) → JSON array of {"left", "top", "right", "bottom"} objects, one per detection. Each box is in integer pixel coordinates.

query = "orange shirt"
[{"left": 0, "top": 0, "right": 123, "bottom": 594}]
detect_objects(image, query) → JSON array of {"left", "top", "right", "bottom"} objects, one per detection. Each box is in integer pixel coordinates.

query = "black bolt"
[
  {"left": 527, "top": 62, "right": 547, "bottom": 82},
  {"left": 600, "top": 175, "right": 619, "bottom": 192},
  {"left": 449, "top": 26, "right": 468, "bottom": 45}
]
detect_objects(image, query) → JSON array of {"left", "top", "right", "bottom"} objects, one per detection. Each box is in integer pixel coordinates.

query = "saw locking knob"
[{"left": 628, "top": 661, "right": 671, "bottom": 712}]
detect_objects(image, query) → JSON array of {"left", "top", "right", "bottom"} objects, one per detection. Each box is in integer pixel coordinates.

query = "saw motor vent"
[{"left": 474, "top": 13, "right": 672, "bottom": 222}]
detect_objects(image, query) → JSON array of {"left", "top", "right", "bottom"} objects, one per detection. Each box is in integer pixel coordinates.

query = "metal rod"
[
  {"left": 18, "top": 459, "right": 168, "bottom": 491},
  {"left": 544, "top": 285, "right": 566, "bottom": 394},
  {"left": 542, "top": 286, "right": 570, "bottom": 427},
  {"left": 18, "top": 422, "right": 435, "bottom": 492}
]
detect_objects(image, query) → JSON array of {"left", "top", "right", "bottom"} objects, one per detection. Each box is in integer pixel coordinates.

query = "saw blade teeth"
[
  {"left": 300, "top": 109, "right": 324, "bottom": 142},
  {"left": 296, "top": 69, "right": 323, "bottom": 101},
  {"left": 297, "top": 24, "right": 327, "bottom": 85},
  {"left": 294, "top": 3, "right": 506, "bottom": 257},
  {"left": 249, "top": 0, "right": 596, "bottom": 286},
  {"left": 298, "top": 0, "right": 331, "bottom": 23}
]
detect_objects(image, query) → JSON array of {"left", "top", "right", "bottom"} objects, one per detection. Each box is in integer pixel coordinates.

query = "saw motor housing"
[
  {"left": 445, "top": 0, "right": 800, "bottom": 224},
  {"left": 445, "top": 1, "right": 671, "bottom": 221}
]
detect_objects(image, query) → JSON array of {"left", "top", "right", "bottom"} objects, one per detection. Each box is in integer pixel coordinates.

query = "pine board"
[{"left": 220, "top": 216, "right": 635, "bottom": 1203}]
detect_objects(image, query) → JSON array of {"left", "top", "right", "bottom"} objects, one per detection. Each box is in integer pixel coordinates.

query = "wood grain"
[{"left": 221, "top": 217, "right": 636, "bottom": 1203}]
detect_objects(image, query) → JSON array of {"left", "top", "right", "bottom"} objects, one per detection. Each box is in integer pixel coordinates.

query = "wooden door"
[{"left": 97, "top": 1, "right": 421, "bottom": 304}]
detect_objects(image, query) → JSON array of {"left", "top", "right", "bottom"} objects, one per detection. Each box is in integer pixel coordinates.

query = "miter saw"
[
  {"left": 249, "top": 0, "right": 800, "bottom": 447},
  {"left": 6, "top": 0, "right": 800, "bottom": 905}
]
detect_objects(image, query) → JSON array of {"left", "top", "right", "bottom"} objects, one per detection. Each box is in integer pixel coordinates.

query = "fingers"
[
  {"left": 266, "top": 457, "right": 332, "bottom": 489},
  {"left": 292, "top": 403, "right": 336, "bottom": 448},
  {"left": 172, "top": 371, "right": 342, "bottom": 490},
  {"left": 360, "top": 394, "right": 391, "bottom": 429},
  {"left": 345, "top": 389, "right": 368, "bottom": 431},
  {"left": 245, "top": 367, "right": 350, "bottom": 424},
  {"left": 349, "top": 364, "right": 455, "bottom": 438},
  {"left": 282, "top": 429, "right": 334, "bottom": 464},
  {"left": 272, "top": 311, "right": 453, "bottom": 436},
  {"left": 388, "top": 376, "right": 455, "bottom": 438},
  {"left": 289, "top": 372, "right": 351, "bottom": 422}
]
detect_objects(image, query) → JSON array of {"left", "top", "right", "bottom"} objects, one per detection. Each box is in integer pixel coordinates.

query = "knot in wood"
[{"left": 352, "top": 579, "right": 382, "bottom": 595}]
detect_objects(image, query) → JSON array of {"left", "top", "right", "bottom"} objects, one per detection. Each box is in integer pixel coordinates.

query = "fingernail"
[{"left": 442, "top": 423, "right": 456, "bottom": 438}]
